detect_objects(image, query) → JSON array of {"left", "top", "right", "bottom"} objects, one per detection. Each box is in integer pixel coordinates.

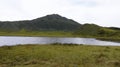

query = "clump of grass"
[
  {"left": 51, "top": 43, "right": 78, "bottom": 46},
  {"left": 97, "top": 37, "right": 120, "bottom": 42},
  {"left": 107, "top": 60, "right": 120, "bottom": 67},
  {"left": 0, "top": 45, "right": 12, "bottom": 50}
]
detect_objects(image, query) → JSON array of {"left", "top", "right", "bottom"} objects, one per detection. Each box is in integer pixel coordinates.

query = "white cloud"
[{"left": 0, "top": 0, "right": 120, "bottom": 27}]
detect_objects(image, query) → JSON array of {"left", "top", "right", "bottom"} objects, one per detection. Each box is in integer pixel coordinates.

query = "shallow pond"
[{"left": 0, "top": 36, "right": 120, "bottom": 46}]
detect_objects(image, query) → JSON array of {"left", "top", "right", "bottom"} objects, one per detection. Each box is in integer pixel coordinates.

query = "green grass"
[
  {"left": 0, "top": 31, "right": 74, "bottom": 37},
  {"left": 97, "top": 37, "right": 120, "bottom": 42},
  {"left": 0, "top": 44, "right": 120, "bottom": 67}
]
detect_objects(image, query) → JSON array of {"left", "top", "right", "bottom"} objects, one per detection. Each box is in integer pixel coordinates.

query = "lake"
[{"left": 0, "top": 36, "right": 120, "bottom": 46}]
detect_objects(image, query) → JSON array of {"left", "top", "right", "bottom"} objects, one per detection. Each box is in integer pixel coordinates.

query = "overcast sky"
[{"left": 0, "top": 0, "right": 120, "bottom": 27}]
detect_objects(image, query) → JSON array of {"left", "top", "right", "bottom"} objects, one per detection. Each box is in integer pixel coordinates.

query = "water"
[{"left": 0, "top": 36, "right": 120, "bottom": 46}]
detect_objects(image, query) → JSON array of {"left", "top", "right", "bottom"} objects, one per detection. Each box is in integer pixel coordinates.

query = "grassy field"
[
  {"left": 0, "top": 31, "right": 74, "bottom": 37},
  {"left": 0, "top": 44, "right": 120, "bottom": 67}
]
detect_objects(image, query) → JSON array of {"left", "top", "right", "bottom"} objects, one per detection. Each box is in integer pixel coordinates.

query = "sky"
[{"left": 0, "top": 0, "right": 120, "bottom": 27}]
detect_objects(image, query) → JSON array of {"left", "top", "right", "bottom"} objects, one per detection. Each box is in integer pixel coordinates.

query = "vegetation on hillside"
[
  {"left": 0, "top": 14, "right": 81, "bottom": 32},
  {"left": 73, "top": 24, "right": 101, "bottom": 36},
  {"left": 73, "top": 24, "right": 120, "bottom": 38}
]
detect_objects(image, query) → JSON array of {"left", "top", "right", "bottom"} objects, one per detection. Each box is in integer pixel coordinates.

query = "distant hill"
[
  {"left": 73, "top": 23, "right": 120, "bottom": 37},
  {"left": 0, "top": 14, "right": 81, "bottom": 32},
  {"left": 108, "top": 27, "right": 120, "bottom": 31},
  {"left": 74, "top": 24, "right": 101, "bottom": 36},
  {"left": 0, "top": 14, "right": 120, "bottom": 37}
]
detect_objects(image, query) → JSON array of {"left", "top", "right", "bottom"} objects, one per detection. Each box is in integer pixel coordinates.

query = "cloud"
[{"left": 0, "top": 0, "right": 120, "bottom": 27}]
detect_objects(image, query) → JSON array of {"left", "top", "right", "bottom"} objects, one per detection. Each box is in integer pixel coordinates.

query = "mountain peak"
[
  {"left": 46, "top": 14, "right": 61, "bottom": 17},
  {"left": 44, "top": 14, "right": 65, "bottom": 19},
  {"left": 33, "top": 14, "right": 65, "bottom": 21},
  {"left": 30, "top": 14, "right": 81, "bottom": 31}
]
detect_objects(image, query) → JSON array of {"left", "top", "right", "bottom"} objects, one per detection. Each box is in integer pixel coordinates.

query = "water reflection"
[{"left": 0, "top": 36, "right": 120, "bottom": 46}]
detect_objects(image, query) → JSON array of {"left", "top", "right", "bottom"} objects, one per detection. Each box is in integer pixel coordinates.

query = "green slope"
[{"left": 0, "top": 14, "right": 81, "bottom": 32}]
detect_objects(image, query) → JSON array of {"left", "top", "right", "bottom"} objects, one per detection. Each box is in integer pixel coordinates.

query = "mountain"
[
  {"left": 0, "top": 14, "right": 81, "bottom": 32},
  {"left": 0, "top": 14, "right": 119, "bottom": 37}
]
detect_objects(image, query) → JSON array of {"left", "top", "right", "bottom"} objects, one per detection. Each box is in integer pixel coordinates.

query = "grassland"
[
  {"left": 0, "top": 44, "right": 120, "bottom": 67},
  {"left": 0, "top": 31, "right": 74, "bottom": 37}
]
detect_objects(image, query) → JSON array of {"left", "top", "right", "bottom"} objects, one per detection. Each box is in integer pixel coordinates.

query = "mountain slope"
[
  {"left": 73, "top": 23, "right": 120, "bottom": 37},
  {"left": 0, "top": 14, "right": 81, "bottom": 32},
  {"left": 73, "top": 24, "right": 101, "bottom": 36}
]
